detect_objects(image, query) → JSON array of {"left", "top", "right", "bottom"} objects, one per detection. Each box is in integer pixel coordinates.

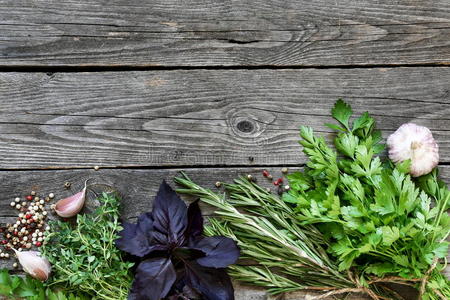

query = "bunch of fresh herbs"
[
  {"left": 175, "top": 174, "right": 355, "bottom": 294},
  {"left": 175, "top": 100, "right": 450, "bottom": 300},
  {"left": 286, "top": 100, "right": 450, "bottom": 299},
  {"left": 116, "top": 181, "right": 240, "bottom": 300},
  {"left": 0, "top": 269, "right": 88, "bottom": 300},
  {"left": 41, "top": 193, "right": 134, "bottom": 300}
]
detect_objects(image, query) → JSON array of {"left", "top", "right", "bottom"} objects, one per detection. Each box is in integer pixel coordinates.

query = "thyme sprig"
[{"left": 41, "top": 193, "right": 134, "bottom": 300}]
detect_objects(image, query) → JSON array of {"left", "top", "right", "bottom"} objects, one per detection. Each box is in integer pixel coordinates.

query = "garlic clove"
[
  {"left": 55, "top": 181, "right": 88, "bottom": 217},
  {"left": 13, "top": 249, "right": 51, "bottom": 281},
  {"left": 387, "top": 123, "right": 439, "bottom": 177}
]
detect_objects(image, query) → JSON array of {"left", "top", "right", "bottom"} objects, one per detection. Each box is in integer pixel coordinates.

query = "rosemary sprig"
[{"left": 175, "top": 173, "right": 354, "bottom": 294}]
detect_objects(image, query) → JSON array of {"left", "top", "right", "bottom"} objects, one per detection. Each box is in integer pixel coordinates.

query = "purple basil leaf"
[
  {"left": 184, "top": 261, "right": 234, "bottom": 300},
  {"left": 152, "top": 181, "right": 188, "bottom": 246},
  {"left": 116, "top": 211, "right": 165, "bottom": 257},
  {"left": 137, "top": 212, "right": 153, "bottom": 234},
  {"left": 166, "top": 283, "right": 201, "bottom": 300},
  {"left": 128, "top": 257, "right": 176, "bottom": 300},
  {"left": 187, "top": 200, "right": 203, "bottom": 239},
  {"left": 190, "top": 236, "right": 240, "bottom": 268},
  {"left": 116, "top": 222, "right": 152, "bottom": 257}
]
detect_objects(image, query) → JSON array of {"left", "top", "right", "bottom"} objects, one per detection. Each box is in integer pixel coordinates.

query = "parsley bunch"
[
  {"left": 175, "top": 100, "right": 449, "bottom": 300},
  {"left": 41, "top": 193, "right": 134, "bottom": 300},
  {"left": 285, "top": 100, "right": 449, "bottom": 299},
  {"left": 0, "top": 269, "right": 88, "bottom": 300}
]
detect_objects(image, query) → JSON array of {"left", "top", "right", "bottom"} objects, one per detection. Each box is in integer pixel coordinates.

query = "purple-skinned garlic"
[
  {"left": 54, "top": 181, "right": 88, "bottom": 217},
  {"left": 387, "top": 123, "right": 439, "bottom": 177},
  {"left": 13, "top": 249, "right": 51, "bottom": 281}
]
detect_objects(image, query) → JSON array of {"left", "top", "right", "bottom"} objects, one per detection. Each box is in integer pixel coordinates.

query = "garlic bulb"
[
  {"left": 14, "top": 250, "right": 51, "bottom": 281},
  {"left": 387, "top": 123, "right": 439, "bottom": 177}
]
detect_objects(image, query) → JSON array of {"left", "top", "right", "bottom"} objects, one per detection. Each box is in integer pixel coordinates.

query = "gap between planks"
[{"left": 0, "top": 63, "right": 449, "bottom": 73}]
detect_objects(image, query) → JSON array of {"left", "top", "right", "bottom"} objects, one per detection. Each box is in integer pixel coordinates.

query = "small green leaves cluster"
[
  {"left": 283, "top": 100, "right": 449, "bottom": 298},
  {"left": 0, "top": 269, "right": 88, "bottom": 300},
  {"left": 41, "top": 193, "right": 134, "bottom": 300}
]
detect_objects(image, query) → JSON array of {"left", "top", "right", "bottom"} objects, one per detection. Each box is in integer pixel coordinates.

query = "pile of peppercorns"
[
  {"left": 261, "top": 167, "right": 290, "bottom": 194},
  {"left": 0, "top": 190, "right": 53, "bottom": 267}
]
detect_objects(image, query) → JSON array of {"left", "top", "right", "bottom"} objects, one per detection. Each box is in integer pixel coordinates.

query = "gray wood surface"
[
  {"left": 0, "top": 67, "right": 449, "bottom": 170},
  {"left": 0, "top": 0, "right": 449, "bottom": 67},
  {"left": 1, "top": 0, "right": 449, "bottom": 299}
]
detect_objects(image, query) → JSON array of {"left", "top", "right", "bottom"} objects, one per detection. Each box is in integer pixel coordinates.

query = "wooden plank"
[
  {"left": 1, "top": 165, "right": 448, "bottom": 228},
  {"left": 0, "top": 166, "right": 448, "bottom": 222},
  {"left": 0, "top": 0, "right": 449, "bottom": 67},
  {"left": 0, "top": 166, "right": 447, "bottom": 299},
  {"left": 0, "top": 167, "right": 288, "bottom": 222},
  {"left": 0, "top": 68, "right": 449, "bottom": 169}
]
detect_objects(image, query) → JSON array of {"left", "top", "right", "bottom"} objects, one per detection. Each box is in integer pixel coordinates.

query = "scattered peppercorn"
[{"left": 274, "top": 178, "right": 283, "bottom": 186}]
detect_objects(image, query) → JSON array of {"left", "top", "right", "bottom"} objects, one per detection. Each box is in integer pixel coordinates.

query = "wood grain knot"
[
  {"left": 230, "top": 116, "right": 259, "bottom": 138},
  {"left": 227, "top": 107, "right": 276, "bottom": 141},
  {"left": 236, "top": 120, "right": 254, "bottom": 133}
]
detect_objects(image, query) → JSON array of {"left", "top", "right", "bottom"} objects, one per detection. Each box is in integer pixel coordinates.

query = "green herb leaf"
[{"left": 331, "top": 99, "right": 353, "bottom": 131}]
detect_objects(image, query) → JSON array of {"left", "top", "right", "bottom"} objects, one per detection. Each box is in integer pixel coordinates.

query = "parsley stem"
[{"left": 431, "top": 192, "right": 450, "bottom": 243}]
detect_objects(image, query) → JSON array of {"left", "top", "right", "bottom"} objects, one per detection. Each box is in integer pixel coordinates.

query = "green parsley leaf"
[
  {"left": 352, "top": 111, "right": 371, "bottom": 132},
  {"left": 378, "top": 226, "right": 400, "bottom": 246},
  {"left": 331, "top": 99, "right": 353, "bottom": 131}
]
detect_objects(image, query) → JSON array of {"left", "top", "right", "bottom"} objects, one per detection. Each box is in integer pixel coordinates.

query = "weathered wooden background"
[{"left": 0, "top": 0, "right": 449, "bottom": 299}]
